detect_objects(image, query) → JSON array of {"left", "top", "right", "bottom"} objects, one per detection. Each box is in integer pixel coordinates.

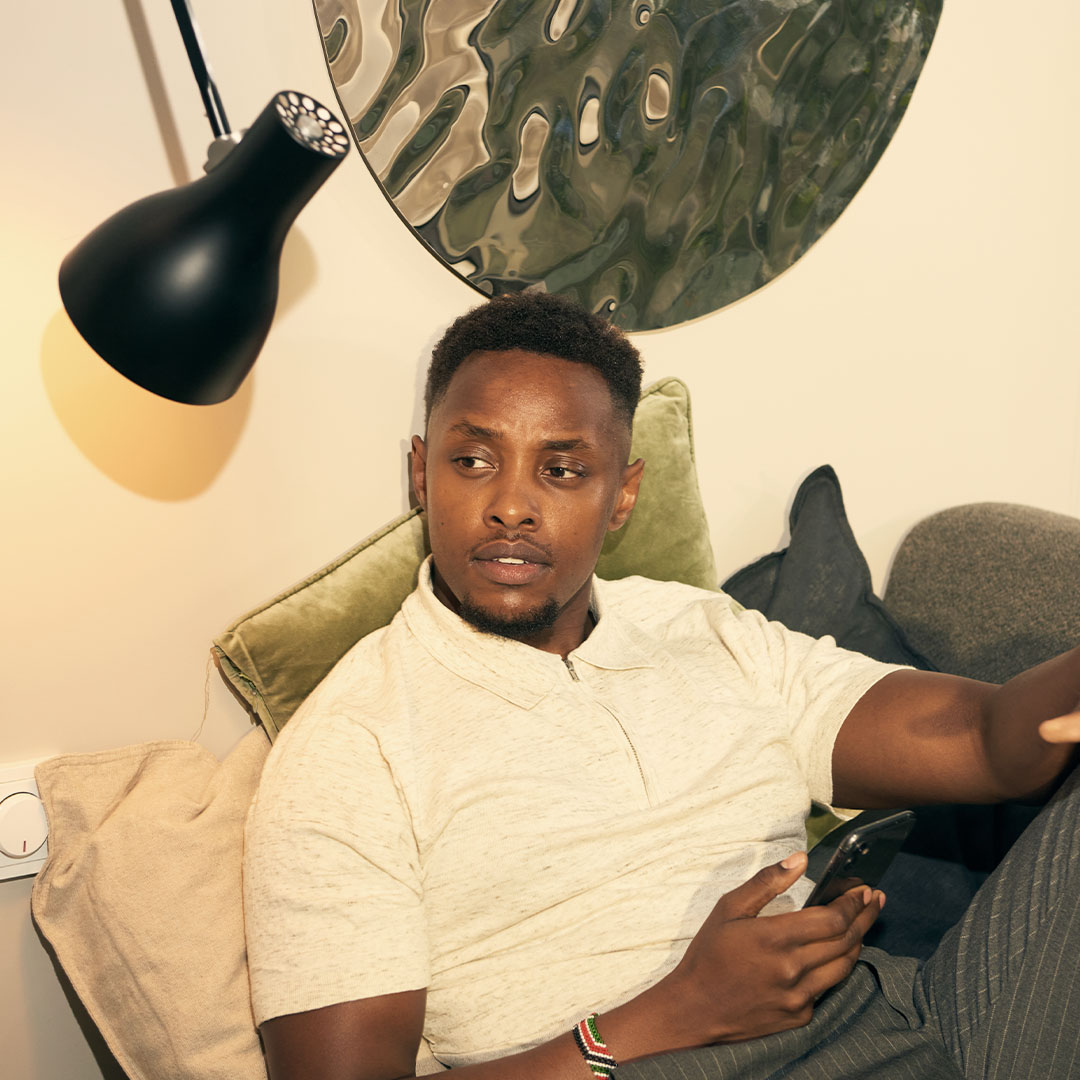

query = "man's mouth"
[
  {"left": 471, "top": 543, "right": 551, "bottom": 584},
  {"left": 472, "top": 540, "right": 551, "bottom": 564}
]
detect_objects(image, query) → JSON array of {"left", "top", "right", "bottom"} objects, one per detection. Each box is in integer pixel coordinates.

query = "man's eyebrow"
[
  {"left": 449, "top": 421, "right": 502, "bottom": 439},
  {"left": 447, "top": 424, "right": 594, "bottom": 452},
  {"left": 541, "top": 437, "right": 595, "bottom": 451}
]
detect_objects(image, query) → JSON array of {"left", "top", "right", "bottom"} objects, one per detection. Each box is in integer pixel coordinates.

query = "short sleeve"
[
  {"left": 729, "top": 605, "right": 905, "bottom": 805},
  {"left": 243, "top": 703, "right": 429, "bottom": 1025}
]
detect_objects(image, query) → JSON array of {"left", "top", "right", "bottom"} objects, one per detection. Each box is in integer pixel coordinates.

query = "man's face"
[{"left": 411, "top": 349, "right": 643, "bottom": 655}]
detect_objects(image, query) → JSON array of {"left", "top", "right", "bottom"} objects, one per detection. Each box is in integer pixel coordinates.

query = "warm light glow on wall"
[{"left": 41, "top": 311, "right": 253, "bottom": 500}]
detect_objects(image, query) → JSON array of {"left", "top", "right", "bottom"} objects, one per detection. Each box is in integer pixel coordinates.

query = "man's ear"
[
  {"left": 410, "top": 435, "right": 428, "bottom": 511},
  {"left": 608, "top": 457, "right": 644, "bottom": 532}
]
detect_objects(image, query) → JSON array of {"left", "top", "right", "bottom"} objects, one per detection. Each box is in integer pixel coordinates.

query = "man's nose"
[{"left": 484, "top": 470, "right": 541, "bottom": 531}]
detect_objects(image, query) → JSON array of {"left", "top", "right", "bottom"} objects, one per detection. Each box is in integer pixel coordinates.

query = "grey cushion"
[{"left": 884, "top": 503, "right": 1080, "bottom": 683}]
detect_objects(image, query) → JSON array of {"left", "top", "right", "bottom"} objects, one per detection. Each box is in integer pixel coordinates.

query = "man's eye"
[
  {"left": 547, "top": 465, "right": 584, "bottom": 480},
  {"left": 454, "top": 456, "right": 492, "bottom": 470}
]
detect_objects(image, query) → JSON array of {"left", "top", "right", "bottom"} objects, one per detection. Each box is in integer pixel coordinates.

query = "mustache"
[{"left": 469, "top": 535, "right": 554, "bottom": 563}]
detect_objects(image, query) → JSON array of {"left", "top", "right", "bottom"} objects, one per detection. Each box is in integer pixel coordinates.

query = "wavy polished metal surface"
[{"left": 315, "top": 0, "right": 941, "bottom": 330}]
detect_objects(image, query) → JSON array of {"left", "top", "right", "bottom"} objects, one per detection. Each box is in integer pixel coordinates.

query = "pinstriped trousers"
[{"left": 620, "top": 764, "right": 1080, "bottom": 1080}]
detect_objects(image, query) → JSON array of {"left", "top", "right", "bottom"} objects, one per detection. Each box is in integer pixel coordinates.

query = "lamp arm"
[{"left": 169, "top": 0, "right": 231, "bottom": 137}]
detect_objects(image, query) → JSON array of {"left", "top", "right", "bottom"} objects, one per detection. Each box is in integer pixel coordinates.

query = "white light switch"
[
  {"left": 0, "top": 759, "right": 51, "bottom": 881},
  {"left": 0, "top": 792, "right": 48, "bottom": 858}
]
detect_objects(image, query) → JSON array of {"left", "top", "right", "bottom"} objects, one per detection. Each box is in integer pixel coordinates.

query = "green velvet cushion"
[{"left": 213, "top": 377, "right": 716, "bottom": 740}]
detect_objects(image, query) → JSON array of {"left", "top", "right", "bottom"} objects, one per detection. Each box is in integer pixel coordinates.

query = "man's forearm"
[
  {"left": 389, "top": 974, "right": 697, "bottom": 1080},
  {"left": 262, "top": 956, "right": 702, "bottom": 1080},
  {"left": 982, "top": 645, "right": 1080, "bottom": 800}
]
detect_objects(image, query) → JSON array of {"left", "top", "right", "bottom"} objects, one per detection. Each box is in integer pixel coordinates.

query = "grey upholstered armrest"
[{"left": 884, "top": 503, "right": 1080, "bottom": 683}]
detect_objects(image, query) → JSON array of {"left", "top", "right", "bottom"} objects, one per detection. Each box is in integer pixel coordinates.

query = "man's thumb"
[{"left": 723, "top": 852, "right": 807, "bottom": 919}]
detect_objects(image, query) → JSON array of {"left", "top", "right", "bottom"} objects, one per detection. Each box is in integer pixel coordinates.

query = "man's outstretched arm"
[
  {"left": 832, "top": 645, "right": 1080, "bottom": 809},
  {"left": 260, "top": 856, "right": 884, "bottom": 1080}
]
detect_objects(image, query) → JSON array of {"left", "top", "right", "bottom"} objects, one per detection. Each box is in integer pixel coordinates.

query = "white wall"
[{"left": 2, "top": 1, "right": 1077, "bottom": 1075}]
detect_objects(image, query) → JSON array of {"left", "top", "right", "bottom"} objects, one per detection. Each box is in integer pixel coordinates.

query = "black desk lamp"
[{"left": 58, "top": 0, "right": 349, "bottom": 405}]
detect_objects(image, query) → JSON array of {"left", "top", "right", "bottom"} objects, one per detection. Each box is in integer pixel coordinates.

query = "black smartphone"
[{"left": 802, "top": 809, "right": 916, "bottom": 907}]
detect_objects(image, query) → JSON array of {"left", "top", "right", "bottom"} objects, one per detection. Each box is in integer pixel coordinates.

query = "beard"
[{"left": 457, "top": 594, "right": 562, "bottom": 641}]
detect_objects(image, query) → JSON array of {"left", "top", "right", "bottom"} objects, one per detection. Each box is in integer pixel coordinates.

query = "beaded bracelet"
[{"left": 572, "top": 1013, "right": 618, "bottom": 1078}]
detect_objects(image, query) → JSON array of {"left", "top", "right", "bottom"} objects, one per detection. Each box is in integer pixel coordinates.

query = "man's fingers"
[
  {"left": 719, "top": 853, "right": 808, "bottom": 919},
  {"left": 835, "top": 887, "right": 883, "bottom": 944},
  {"left": 791, "top": 888, "right": 883, "bottom": 970},
  {"left": 1039, "top": 711, "right": 1080, "bottom": 743},
  {"left": 798, "top": 944, "right": 865, "bottom": 1002},
  {"left": 828, "top": 886, "right": 884, "bottom": 944},
  {"left": 774, "top": 885, "right": 883, "bottom": 949},
  {"left": 775, "top": 888, "right": 883, "bottom": 1007}
]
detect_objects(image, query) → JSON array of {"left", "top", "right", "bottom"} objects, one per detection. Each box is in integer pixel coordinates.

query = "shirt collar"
[{"left": 401, "top": 557, "right": 654, "bottom": 709}]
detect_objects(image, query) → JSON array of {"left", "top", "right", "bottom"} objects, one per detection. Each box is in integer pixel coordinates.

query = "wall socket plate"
[{"left": 0, "top": 759, "right": 51, "bottom": 881}]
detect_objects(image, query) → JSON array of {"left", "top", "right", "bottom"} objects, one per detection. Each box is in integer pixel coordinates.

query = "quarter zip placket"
[{"left": 563, "top": 657, "right": 653, "bottom": 805}]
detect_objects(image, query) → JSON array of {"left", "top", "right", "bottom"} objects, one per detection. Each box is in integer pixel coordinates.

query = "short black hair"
[{"left": 425, "top": 292, "right": 643, "bottom": 427}]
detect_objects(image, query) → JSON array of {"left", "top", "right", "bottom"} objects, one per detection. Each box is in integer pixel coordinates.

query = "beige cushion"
[
  {"left": 30, "top": 732, "right": 451, "bottom": 1077},
  {"left": 31, "top": 733, "right": 271, "bottom": 1080},
  {"left": 214, "top": 376, "right": 717, "bottom": 740}
]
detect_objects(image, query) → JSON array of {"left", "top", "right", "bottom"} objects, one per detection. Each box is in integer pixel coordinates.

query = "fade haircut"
[{"left": 425, "top": 292, "right": 643, "bottom": 428}]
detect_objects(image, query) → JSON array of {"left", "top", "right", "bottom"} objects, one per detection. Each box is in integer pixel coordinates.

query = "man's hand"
[{"left": 661, "top": 853, "right": 883, "bottom": 1045}]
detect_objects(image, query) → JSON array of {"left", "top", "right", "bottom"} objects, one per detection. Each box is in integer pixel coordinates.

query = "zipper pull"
[{"left": 563, "top": 657, "right": 580, "bottom": 682}]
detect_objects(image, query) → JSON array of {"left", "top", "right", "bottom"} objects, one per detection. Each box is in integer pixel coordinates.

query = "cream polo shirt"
[{"left": 243, "top": 559, "right": 899, "bottom": 1067}]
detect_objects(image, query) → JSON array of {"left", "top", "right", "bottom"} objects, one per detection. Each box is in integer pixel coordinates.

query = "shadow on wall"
[
  {"left": 39, "top": 227, "right": 320, "bottom": 500},
  {"left": 120, "top": 0, "right": 191, "bottom": 189},
  {"left": 30, "top": 924, "right": 128, "bottom": 1080},
  {"left": 39, "top": 311, "right": 253, "bottom": 501}
]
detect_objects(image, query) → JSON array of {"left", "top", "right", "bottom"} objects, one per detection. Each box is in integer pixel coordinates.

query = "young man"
[{"left": 244, "top": 292, "right": 1080, "bottom": 1080}]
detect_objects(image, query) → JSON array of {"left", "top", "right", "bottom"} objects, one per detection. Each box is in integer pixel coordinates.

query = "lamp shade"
[{"left": 59, "top": 92, "right": 349, "bottom": 405}]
